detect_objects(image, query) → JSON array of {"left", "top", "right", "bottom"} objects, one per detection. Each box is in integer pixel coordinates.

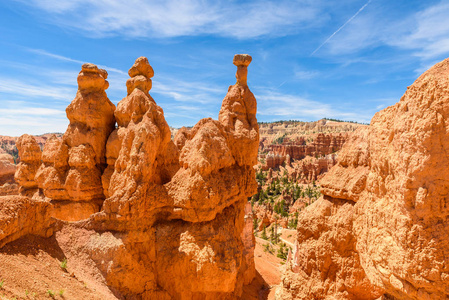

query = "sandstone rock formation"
[
  {"left": 265, "top": 133, "right": 347, "bottom": 169},
  {"left": 0, "top": 133, "right": 63, "bottom": 165},
  {"left": 293, "top": 154, "right": 337, "bottom": 183},
  {"left": 88, "top": 54, "right": 258, "bottom": 298},
  {"left": 34, "top": 63, "right": 116, "bottom": 220},
  {"left": 258, "top": 119, "right": 361, "bottom": 144},
  {"left": 5, "top": 54, "right": 258, "bottom": 299},
  {"left": 14, "top": 134, "right": 41, "bottom": 196},
  {"left": 0, "top": 152, "right": 16, "bottom": 184},
  {"left": 0, "top": 152, "right": 18, "bottom": 196},
  {"left": 278, "top": 57, "right": 449, "bottom": 299},
  {"left": 265, "top": 152, "right": 286, "bottom": 170},
  {"left": 242, "top": 202, "right": 256, "bottom": 285},
  {"left": 0, "top": 196, "right": 54, "bottom": 248}
]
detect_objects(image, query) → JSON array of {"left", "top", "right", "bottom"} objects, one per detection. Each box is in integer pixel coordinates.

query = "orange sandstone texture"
[
  {"left": 265, "top": 133, "right": 347, "bottom": 169},
  {"left": 88, "top": 54, "right": 258, "bottom": 298},
  {"left": 0, "top": 152, "right": 16, "bottom": 184},
  {"left": 14, "top": 134, "right": 41, "bottom": 196},
  {"left": 0, "top": 196, "right": 54, "bottom": 249},
  {"left": 7, "top": 55, "right": 258, "bottom": 299},
  {"left": 34, "top": 63, "right": 116, "bottom": 220},
  {"left": 0, "top": 152, "right": 18, "bottom": 195},
  {"left": 278, "top": 58, "right": 449, "bottom": 299}
]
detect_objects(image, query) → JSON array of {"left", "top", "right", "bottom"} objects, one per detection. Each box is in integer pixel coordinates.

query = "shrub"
[{"left": 60, "top": 258, "right": 68, "bottom": 271}]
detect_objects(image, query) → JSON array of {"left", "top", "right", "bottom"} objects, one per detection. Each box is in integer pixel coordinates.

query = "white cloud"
[
  {"left": 311, "top": 0, "right": 372, "bottom": 55},
  {"left": 316, "top": 1, "right": 449, "bottom": 63},
  {"left": 0, "top": 105, "right": 68, "bottom": 136},
  {"left": 0, "top": 77, "right": 74, "bottom": 100},
  {"left": 28, "top": 48, "right": 127, "bottom": 75},
  {"left": 392, "top": 2, "right": 449, "bottom": 60},
  {"left": 152, "top": 75, "right": 224, "bottom": 104},
  {"left": 294, "top": 69, "right": 320, "bottom": 80},
  {"left": 255, "top": 90, "right": 374, "bottom": 123},
  {"left": 18, "top": 0, "right": 323, "bottom": 39},
  {"left": 0, "top": 107, "right": 64, "bottom": 116}
]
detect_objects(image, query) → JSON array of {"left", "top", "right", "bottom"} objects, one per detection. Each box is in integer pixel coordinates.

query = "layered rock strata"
[
  {"left": 265, "top": 133, "right": 347, "bottom": 169},
  {"left": 5, "top": 55, "right": 258, "bottom": 299},
  {"left": 268, "top": 133, "right": 346, "bottom": 159},
  {"left": 278, "top": 58, "right": 449, "bottom": 299}
]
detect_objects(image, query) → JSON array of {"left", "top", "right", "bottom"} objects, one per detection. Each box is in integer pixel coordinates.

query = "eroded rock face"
[
  {"left": 0, "top": 152, "right": 18, "bottom": 196},
  {"left": 0, "top": 153, "right": 16, "bottom": 185},
  {"left": 87, "top": 55, "right": 258, "bottom": 299},
  {"left": 4, "top": 55, "right": 255, "bottom": 300},
  {"left": 277, "top": 196, "right": 383, "bottom": 300},
  {"left": 14, "top": 134, "right": 41, "bottom": 196},
  {"left": 34, "top": 64, "right": 116, "bottom": 220},
  {"left": 265, "top": 133, "right": 347, "bottom": 169},
  {"left": 0, "top": 195, "right": 54, "bottom": 248},
  {"left": 293, "top": 154, "right": 337, "bottom": 183},
  {"left": 9, "top": 55, "right": 258, "bottom": 299},
  {"left": 278, "top": 57, "right": 449, "bottom": 299}
]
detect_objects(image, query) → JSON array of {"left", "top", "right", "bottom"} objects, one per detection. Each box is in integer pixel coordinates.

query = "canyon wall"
[
  {"left": 269, "top": 133, "right": 346, "bottom": 159},
  {"left": 264, "top": 133, "right": 347, "bottom": 169},
  {"left": 277, "top": 58, "right": 449, "bottom": 299},
  {"left": 1, "top": 55, "right": 259, "bottom": 299}
]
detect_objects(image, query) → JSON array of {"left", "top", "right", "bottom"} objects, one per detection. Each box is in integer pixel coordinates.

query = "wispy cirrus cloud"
[
  {"left": 0, "top": 107, "right": 64, "bottom": 116},
  {"left": 294, "top": 69, "right": 320, "bottom": 80},
  {"left": 0, "top": 103, "right": 67, "bottom": 136},
  {"left": 390, "top": 2, "right": 449, "bottom": 61},
  {"left": 316, "top": 1, "right": 449, "bottom": 64},
  {"left": 152, "top": 75, "right": 224, "bottom": 105},
  {"left": 27, "top": 48, "right": 127, "bottom": 75},
  {"left": 0, "top": 77, "right": 74, "bottom": 100},
  {"left": 16, "top": 0, "right": 324, "bottom": 39}
]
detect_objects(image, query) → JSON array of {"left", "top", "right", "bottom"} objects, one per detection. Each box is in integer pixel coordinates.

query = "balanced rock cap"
[
  {"left": 233, "top": 54, "right": 252, "bottom": 67},
  {"left": 128, "top": 56, "right": 154, "bottom": 78},
  {"left": 81, "top": 63, "right": 108, "bottom": 79}
]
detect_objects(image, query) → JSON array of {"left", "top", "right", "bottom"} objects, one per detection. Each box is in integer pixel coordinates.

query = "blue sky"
[{"left": 1, "top": 0, "right": 449, "bottom": 135}]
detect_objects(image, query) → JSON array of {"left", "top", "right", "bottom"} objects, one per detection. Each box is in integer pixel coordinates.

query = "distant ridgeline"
[{"left": 257, "top": 118, "right": 369, "bottom": 125}]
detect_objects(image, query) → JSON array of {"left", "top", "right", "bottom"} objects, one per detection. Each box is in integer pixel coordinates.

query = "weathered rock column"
[
  {"left": 15, "top": 134, "right": 41, "bottom": 197},
  {"left": 33, "top": 63, "right": 116, "bottom": 221}
]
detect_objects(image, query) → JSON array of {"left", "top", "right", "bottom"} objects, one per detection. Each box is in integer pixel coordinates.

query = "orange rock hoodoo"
[
  {"left": 32, "top": 64, "right": 116, "bottom": 221},
  {"left": 293, "top": 155, "right": 337, "bottom": 183},
  {"left": 5, "top": 55, "right": 259, "bottom": 299},
  {"left": 14, "top": 134, "right": 41, "bottom": 196},
  {"left": 278, "top": 58, "right": 449, "bottom": 299}
]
